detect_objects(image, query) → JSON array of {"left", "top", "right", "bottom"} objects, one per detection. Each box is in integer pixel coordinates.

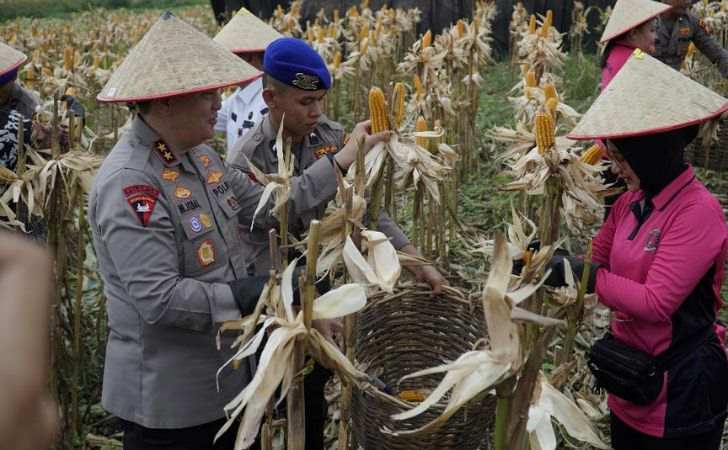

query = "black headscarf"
[{"left": 608, "top": 125, "right": 699, "bottom": 197}]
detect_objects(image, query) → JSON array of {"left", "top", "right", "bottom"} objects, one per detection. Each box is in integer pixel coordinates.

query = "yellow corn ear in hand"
[
  {"left": 391, "top": 82, "right": 406, "bottom": 129},
  {"left": 369, "top": 87, "right": 390, "bottom": 133},
  {"left": 421, "top": 30, "right": 432, "bottom": 49},
  {"left": 534, "top": 112, "right": 555, "bottom": 155},
  {"left": 580, "top": 144, "right": 604, "bottom": 165},
  {"left": 415, "top": 115, "right": 428, "bottom": 148}
]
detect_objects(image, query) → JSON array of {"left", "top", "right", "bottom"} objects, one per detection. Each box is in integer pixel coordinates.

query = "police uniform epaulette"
[{"left": 238, "top": 122, "right": 267, "bottom": 160}]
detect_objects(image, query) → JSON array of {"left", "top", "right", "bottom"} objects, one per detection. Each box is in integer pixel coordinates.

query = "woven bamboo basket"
[
  {"left": 351, "top": 285, "right": 494, "bottom": 450},
  {"left": 685, "top": 116, "right": 728, "bottom": 172}
]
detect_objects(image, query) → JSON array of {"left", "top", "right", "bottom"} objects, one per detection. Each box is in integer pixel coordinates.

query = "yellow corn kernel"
[
  {"left": 534, "top": 112, "right": 555, "bottom": 155},
  {"left": 528, "top": 15, "right": 537, "bottom": 34},
  {"left": 391, "top": 82, "right": 406, "bottom": 129},
  {"left": 580, "top": 144, "right": 604, "bottom": 165},
  {"left": 545, "top": 97, "right": 559, "bottom": 118},
  {"left": 415, "top": 115, "right": 428, "bottom": 148},
  {"left": 368, "top": 87, "right": 389, "bottom": 133},
  {"left": 421, "top": 30, "right": 432, "bottom": 49}
]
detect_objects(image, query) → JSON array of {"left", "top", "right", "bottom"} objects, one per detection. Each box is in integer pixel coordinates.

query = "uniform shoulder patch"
[{"left": 123, "top": 184, "right": 160, "bottom": 227}]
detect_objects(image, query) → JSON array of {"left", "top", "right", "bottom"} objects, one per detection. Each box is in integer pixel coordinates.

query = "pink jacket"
[{"left": 592, "top": 166, "right": 728, "bottom": 437}]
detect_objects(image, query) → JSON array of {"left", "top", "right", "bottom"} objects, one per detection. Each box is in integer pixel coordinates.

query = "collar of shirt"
[
  {"left": 633, "top": 165, "right": 696, "bottom": 212},
  {"left": 238, "top": 77, "right": 263, "bottom": 105}
]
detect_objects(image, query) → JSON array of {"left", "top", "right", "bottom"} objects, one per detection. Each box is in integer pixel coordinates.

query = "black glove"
[
  {"left": 512, "top": 239, "right": 570, "bottom": 276},
  {"left": 227, "top": 275, "right": 270, "bottom": 316},
  {"left": 544, "top": 255, "right": 601, "bottom": 293}
]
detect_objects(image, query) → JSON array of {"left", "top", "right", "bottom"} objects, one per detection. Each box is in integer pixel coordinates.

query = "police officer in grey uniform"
[
  {"left": 229, "top": 37, "right": 446, "bottom": 450},
  {"left": 655, "top": 0, "right": 728, "bottom": 77},
  {"left": 90, "top": 13, "right": 282, "bottom": 450}
]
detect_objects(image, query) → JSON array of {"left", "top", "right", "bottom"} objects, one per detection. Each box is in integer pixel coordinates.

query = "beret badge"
[{"left": 292, "top": 73, "right": 320, "bottom": 90}]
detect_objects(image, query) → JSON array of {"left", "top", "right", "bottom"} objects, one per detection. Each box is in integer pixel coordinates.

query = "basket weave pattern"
[{"left": 351, "top": 288, "right": 493, "bottom": 450}]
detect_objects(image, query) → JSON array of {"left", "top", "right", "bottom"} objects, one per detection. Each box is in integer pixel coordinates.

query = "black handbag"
[{"left": 587, "top": 328, "right": 713, "bottom": 405}]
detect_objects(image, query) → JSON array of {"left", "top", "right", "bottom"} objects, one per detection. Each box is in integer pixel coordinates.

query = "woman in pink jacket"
[{"left": 558, "top": 51, "right": 728, "bottom": 450}]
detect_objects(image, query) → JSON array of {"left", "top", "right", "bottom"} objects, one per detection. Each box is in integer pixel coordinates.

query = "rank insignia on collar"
[
  {"left": 199, "top": 213, "right": 212, "bottom": 228},
  {"left": 207, "top": 170, "right": 224, "bottom": 185},
  {"left": 292, "top": 73, "right": 320, "bottom": 91},
  {"left": 161, "top": 168, "right": 179, "bottom": 182},
  {"left": 197, "top": 239, "right": 216, "bottom": 267},
  {"left": 314, "top": 145, "right": 336, "bottom": 159},
  {"left": 175, "top": 186, "right": 192, "bottom": 199},
  {"left": 154, "top": 140, "right": 177, "bottom": 164},
  {"left": 199, "top": 154, "right": 210, "bottom": 168},
  {"left": 123, "top": 184, "right": 160, "bottom": 227}
]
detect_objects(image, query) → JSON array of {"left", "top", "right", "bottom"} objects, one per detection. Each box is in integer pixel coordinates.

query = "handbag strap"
[{"left": 655, "top": 326, "right": 715, "bottom": 371}]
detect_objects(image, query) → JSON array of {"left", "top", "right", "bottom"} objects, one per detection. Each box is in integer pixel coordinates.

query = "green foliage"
[{"left": 0, "top": 0, "right": 207, "bottom": 21}]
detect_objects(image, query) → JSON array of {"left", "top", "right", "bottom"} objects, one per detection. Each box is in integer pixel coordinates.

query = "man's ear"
[{"left": 262, "top": 88, "right": 276, "bottom": 109}]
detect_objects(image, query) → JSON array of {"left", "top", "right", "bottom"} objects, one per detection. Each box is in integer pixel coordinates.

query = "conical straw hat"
[
  {"left": 0, "top": 42, "right": 27, "bottom": 77},
  {"left": 568, "top": 49, "right": 728, "bottom": 140},
  {"left": 600, "top": 0, "right": 671, "bottom": 43},
  {"left": 98, "top": 12, "right": 259, "bottom": 103},
  {"left": 214, "top": 7, "right": 283, "bottom": 54}
]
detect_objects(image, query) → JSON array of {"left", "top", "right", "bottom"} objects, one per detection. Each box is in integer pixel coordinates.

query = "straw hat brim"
[
  {"left": 214, "top": 7, "right": 282, "bottom": 55},
  {"left": 568, "top": 50, "right": 728, "bottom": 140},
  {"left": 0, "top": 43, "right": 28, "bottom": 77},
  {"left": 600, "top": 0, "right": 672, "bottom": 43},
  {"left": 98, "top": 12, "right": 260, "bottom": 103}
]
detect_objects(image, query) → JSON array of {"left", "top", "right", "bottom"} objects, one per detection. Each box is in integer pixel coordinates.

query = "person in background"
[
  {"left": 229, "top": 37, "right": 446, "bottom": 449},
  {"left": 554, "top": 51, "right": 728, "bottom": 450},
  {"left": 656, "top": 0, "right": 728, "bottom": 77},
  {"left": 213, "top": 7, "right": 282, "bottom": 160},
  {"left": 0, "top": 233, "right": 57, "bottom": 450},
  {"left": 0, "top": 42, "right": 39, "bottom": 172}
]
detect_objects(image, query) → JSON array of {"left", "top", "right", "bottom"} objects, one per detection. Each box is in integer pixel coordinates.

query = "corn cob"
[
  {"left": 359, "top": 38, "right": 369, "bottom": 54},
  {"left": 421, "top": 30, "right": 432, "bottom": 49},
  {"left": 414, "top": 74, "right": 425, "bottom": 97},
  {"left": 456, "top": 19, "right": 466, "bottom": 38},
  {"left": 415, "top": 115, "right": 428, "bottom": 148},
  {"left": 528, "top": 15, "right": 537, "bottom": 34},
  {"left": 580, "top": 144, "right": 604, "bottom": 165},
  {"left": 63, "top": 46, "right": 74, "bottom": 72},
  {"left": 546, "top": 97, "right": 559, "bottom": 118},
  {"left": 540, "top": 10, "right": 553, "bottom": 38},
  {"left": 369, "top": 87, "right": 390, "bottom": 133},
  {"left": 543, "top": 83, "right": 558, "bottom": 102},
  {"left": 333, "top": 51, "right": 342, "bottom": 70},
  {"left": 359, "top": 25, "right": 369, "bottom": 41},
  {"left": 525, "top": 69, "right": 538, "bottom": 88},
  {"left": 534, "top": 112, "right": 555, "bottom": 155},
  {"left": 399, "top": 390, "right": 426, "bottom": 402},
  {"left": 391, "top": 82, "right": 406, "bottom": 129}
]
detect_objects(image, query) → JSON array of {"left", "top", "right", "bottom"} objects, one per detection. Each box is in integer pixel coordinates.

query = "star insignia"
[{"left": 207, "top": 171, "right": 224, "bottom": 184}]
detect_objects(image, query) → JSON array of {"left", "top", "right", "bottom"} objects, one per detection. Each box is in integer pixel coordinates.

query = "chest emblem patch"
[
  {"left": 123, "top": 184, "right": 160, "bottom": 227},
  {"left": 175, "top": 186, "right": 192, "bottom": 199},
  {"left": 645, "top": 228, "right": 661, "bottom": 252},
  {"left": 313, "top": 145, "right": 336, "bottom": 159},
  {"left": 161, "top": 168, "right": 179, "bottom": 182},
  {"left": 190, "top": 216, "right": 203, "bottom": 233},
  {"left": 197, "top": 239, "right": 216, "bottom": 267},
  {"left": 199, "top": 154, "right": 211, "bottom": 168},
  {"left": 199, "top": 213, "right": 213, "bottom": 229},
  {"left": 207, "top": 170, "right": 224, "bottom": 185}
]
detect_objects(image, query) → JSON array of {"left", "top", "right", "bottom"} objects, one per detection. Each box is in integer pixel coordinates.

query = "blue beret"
[
  {"left": 0, "top": 68, "right": 18, "bottom": 86},
  {"left": 263, "top": 37, "right": 331, "bottom": 91}
]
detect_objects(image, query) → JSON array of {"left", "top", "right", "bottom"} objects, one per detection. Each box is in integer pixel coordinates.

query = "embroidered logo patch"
[
  {"left": 190, "top": 216, "right": 202, "bottom": 233},
  {"left": 123, "top": 185, "right": 160, "bottom": 227},
  {"left": 313, "top": 145, "right": 336, "bottom": 159},
  {"left": 197, "top": 239, "right": 215, "bottom": 267},
  {"left": 199, "top": 154, "right": 210, "bottom": 168},
  {"left": 175, "top": 186, "right": 192, "bottom": 199},
  {"left": 207, "top": 171, "right": 224, "bottom": 185},
  {"left": 161, "top": 168, "right": 179, "bottom": 182},
  {"left": 199, "top": 213, "right": 212, "bottom": 228},
  {"left": 645, "top": 228, "right": 661, "bottom": 252},
  {"left": 154, "top": 140, "right": 176, "bottom": 163}
]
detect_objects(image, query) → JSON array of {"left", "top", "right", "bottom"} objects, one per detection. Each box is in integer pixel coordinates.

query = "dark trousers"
[
  {"left": 610, "top": 413, "right": 725, "bottom": 450},
  {"left": 121, "top": 418, "right": 261, "bottom": 450}
]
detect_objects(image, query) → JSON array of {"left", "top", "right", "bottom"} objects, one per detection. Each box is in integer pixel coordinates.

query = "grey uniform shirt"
[
  {"left": 229, "top": 114, "right": 410, "bottom": 276},
  {"left": 655, "top": 12, "right": 728, "bottom": 77},
  {"left": 88, "top": 117, "right": 275, "bottom": 429}
]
